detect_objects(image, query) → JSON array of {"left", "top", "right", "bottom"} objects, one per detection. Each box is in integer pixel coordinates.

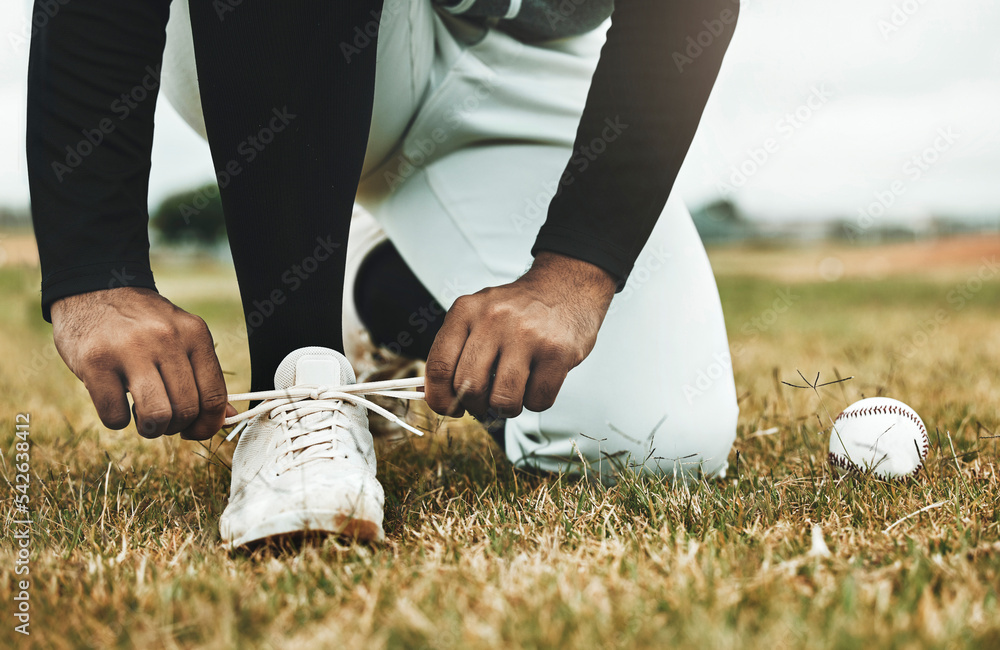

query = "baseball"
[{"left": 828, "top": 397, "right": 929, "bottom": 479}]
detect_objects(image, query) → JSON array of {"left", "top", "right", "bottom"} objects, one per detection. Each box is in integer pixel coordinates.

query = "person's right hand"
[{"left": 51, "top": 287, "right": 231, "bottom": 440}]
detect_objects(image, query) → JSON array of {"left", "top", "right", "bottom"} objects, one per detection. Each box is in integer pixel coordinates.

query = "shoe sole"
[{"left": 221, "top": 509, "right": 385, "bottom": 548}]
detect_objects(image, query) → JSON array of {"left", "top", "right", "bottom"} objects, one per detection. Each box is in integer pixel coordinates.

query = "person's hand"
[
  {"left": 425, "top": 252, "right": 617, "bottom": 419},
  {"left": 51, "top": 287, "right": 233, "bottom": 440}
]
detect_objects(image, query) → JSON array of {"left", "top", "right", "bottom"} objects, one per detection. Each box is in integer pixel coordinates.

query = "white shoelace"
[{"left": 222, "top": 377, "right": 426, "bottom": 471}]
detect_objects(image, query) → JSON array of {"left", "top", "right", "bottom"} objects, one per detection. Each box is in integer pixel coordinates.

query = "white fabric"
[
  {"left": 341, "top": 209, "right": 390, "bottom": 369},
  {"left": 161, "top": 1, "right": 739, "bottom": 481}
]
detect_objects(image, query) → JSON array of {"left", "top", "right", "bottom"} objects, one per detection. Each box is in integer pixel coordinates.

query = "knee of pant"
[{"left": 506, "top": 399, "right": 738, "bottom": 483}]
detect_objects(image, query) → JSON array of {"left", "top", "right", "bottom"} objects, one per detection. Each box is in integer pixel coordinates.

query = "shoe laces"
[{"left": 222, "top": 377, "right": 425, "bottom": 473}]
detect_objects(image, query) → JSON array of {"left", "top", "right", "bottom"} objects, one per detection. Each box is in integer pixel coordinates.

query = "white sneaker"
[{"left": 219, "top": 346, "right": 424, "bottom": 547}]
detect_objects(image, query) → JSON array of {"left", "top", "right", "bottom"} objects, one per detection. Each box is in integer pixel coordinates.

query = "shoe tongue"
[{"left": 273, "top": 347, "right": 357, "bottom": 390}]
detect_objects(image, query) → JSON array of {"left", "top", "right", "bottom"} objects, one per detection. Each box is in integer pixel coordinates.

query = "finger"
[
  {"left": 157, "top": 356, "right": 201, "bottom": 436},
  {"left": 182, "top": 335, "right": 229, "bottom": 441},
  {"left": 125, "top": 366, "right": 174, "bottom": 439},
  {"left": 425, "top": 306, "right": 472, "bottom": 417},
  {"left": 522, "top": 359, "right": 569, "bottom": 413},
  {"left": 452, "top": 332, "right": 500, "bottom": 418},
  {"left": 81, "top": 368, "right": 132, "bottom": 430},
  {"left": 488, "top": 347, "right": 531, "bottom": 418}
]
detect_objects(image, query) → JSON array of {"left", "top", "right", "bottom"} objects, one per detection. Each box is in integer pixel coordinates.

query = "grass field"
[{"left": 2, "top": 236, "right": 999, "bottom": 648}]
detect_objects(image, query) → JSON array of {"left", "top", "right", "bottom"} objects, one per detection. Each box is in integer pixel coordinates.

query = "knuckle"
[
  {"left": 142, "top": 407, "right": 173, "bottom": 426},
  {"left": 424, "top": 360, "right": 454, "bottom": 383},
  {"left": 489, "top": 394, "right": 522, "bottom": 415},
  {"left": 456, "top": 379, "right": 487, "bottom": 399},
  {"left": 148, "top": 321, "right": 181, "bottom": 344},
  {"left": 450, "top": 294, "right": 481, "bottom": 318},
  {"left": 183, "top": 314, "right": 211, "bottom": 337},
  {"left": 477, "top": 286, "right": 500, "bottom": 300},
  {"left": 200, "top": 391, "right": 228, "bottom": 413},
  {"left": 536, "top": 340, "right": 574, "bottom": 363},
  {"left": 175, "top": 404, "right": 201, "bottom": 423},
  {"left": 517, "top": 323, "right": 545, "bottom": 344},
  {"left": 80, "top": 345, "right": 117, "bottom": 372},
  {"left": 484, "top": 302, "right": 512, "bottom": 321},
  {"left": 450, "top": 295, "right": 471, "bottom": 313}
]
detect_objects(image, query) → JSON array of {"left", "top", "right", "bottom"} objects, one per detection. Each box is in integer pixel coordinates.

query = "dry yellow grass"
[{"left": 1, "top": 241, "right": 999, "bottom": 649}]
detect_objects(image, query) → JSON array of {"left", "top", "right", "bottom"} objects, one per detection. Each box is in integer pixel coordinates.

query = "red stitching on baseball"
[{"left": 832, "top": 401, "right": 929, "bottom": 475}]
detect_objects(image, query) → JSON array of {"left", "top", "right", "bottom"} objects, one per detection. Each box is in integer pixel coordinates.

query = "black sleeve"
[
  {"left": 532, "top": 0, "right": 739, "bottom": 289},
  {"left": 26, "top": 0, "right": 171, "bottom": 321},
  {"left": 434, "top": 0, "right": 614, "bottom": 40}
]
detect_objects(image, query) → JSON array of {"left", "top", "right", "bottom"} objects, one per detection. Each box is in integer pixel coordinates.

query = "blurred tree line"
[{"left": 151, "top": 183, "right": 227, "bottom": 245}]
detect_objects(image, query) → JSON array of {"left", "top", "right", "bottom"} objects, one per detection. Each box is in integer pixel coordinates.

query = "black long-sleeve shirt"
[{"left": 26, "top": 0, "right": 738, "bottom": 319}]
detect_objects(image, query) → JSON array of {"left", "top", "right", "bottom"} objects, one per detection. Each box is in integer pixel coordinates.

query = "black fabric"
[
  {"left": 26, "top": 0, "right": 171, "bottom": 320},
  {"left": 186, "top": 0, "right": 384, "bottom": 391},
  {"left": 28, "top": 0, "right": 385, "bottom": 391},
  {"left": 435, "top": 0, "right": 614, "bottom": 41},
  {"left": 353, "top": 241, "right": 444, "bottom": 361},
  {"left": 535, "top": 0, "right": 739, "bottom": 289}
]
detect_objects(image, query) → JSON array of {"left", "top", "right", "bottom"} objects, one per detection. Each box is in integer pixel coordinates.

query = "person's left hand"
[{"left": 424, "top": 251, "right": 617, "bottom": 419}]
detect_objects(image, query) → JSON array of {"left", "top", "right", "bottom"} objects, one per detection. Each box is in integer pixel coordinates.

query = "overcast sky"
[{"left": 2, "top": 0, "right": 998, "bottom": 223}]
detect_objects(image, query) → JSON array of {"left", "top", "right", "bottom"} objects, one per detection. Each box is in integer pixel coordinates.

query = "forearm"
[
  {"left": 533, "top": 0, "right": 740, "bottom": 289},
  {"left": 26, "top": 0, "right": 171, "bottom": 320}
]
